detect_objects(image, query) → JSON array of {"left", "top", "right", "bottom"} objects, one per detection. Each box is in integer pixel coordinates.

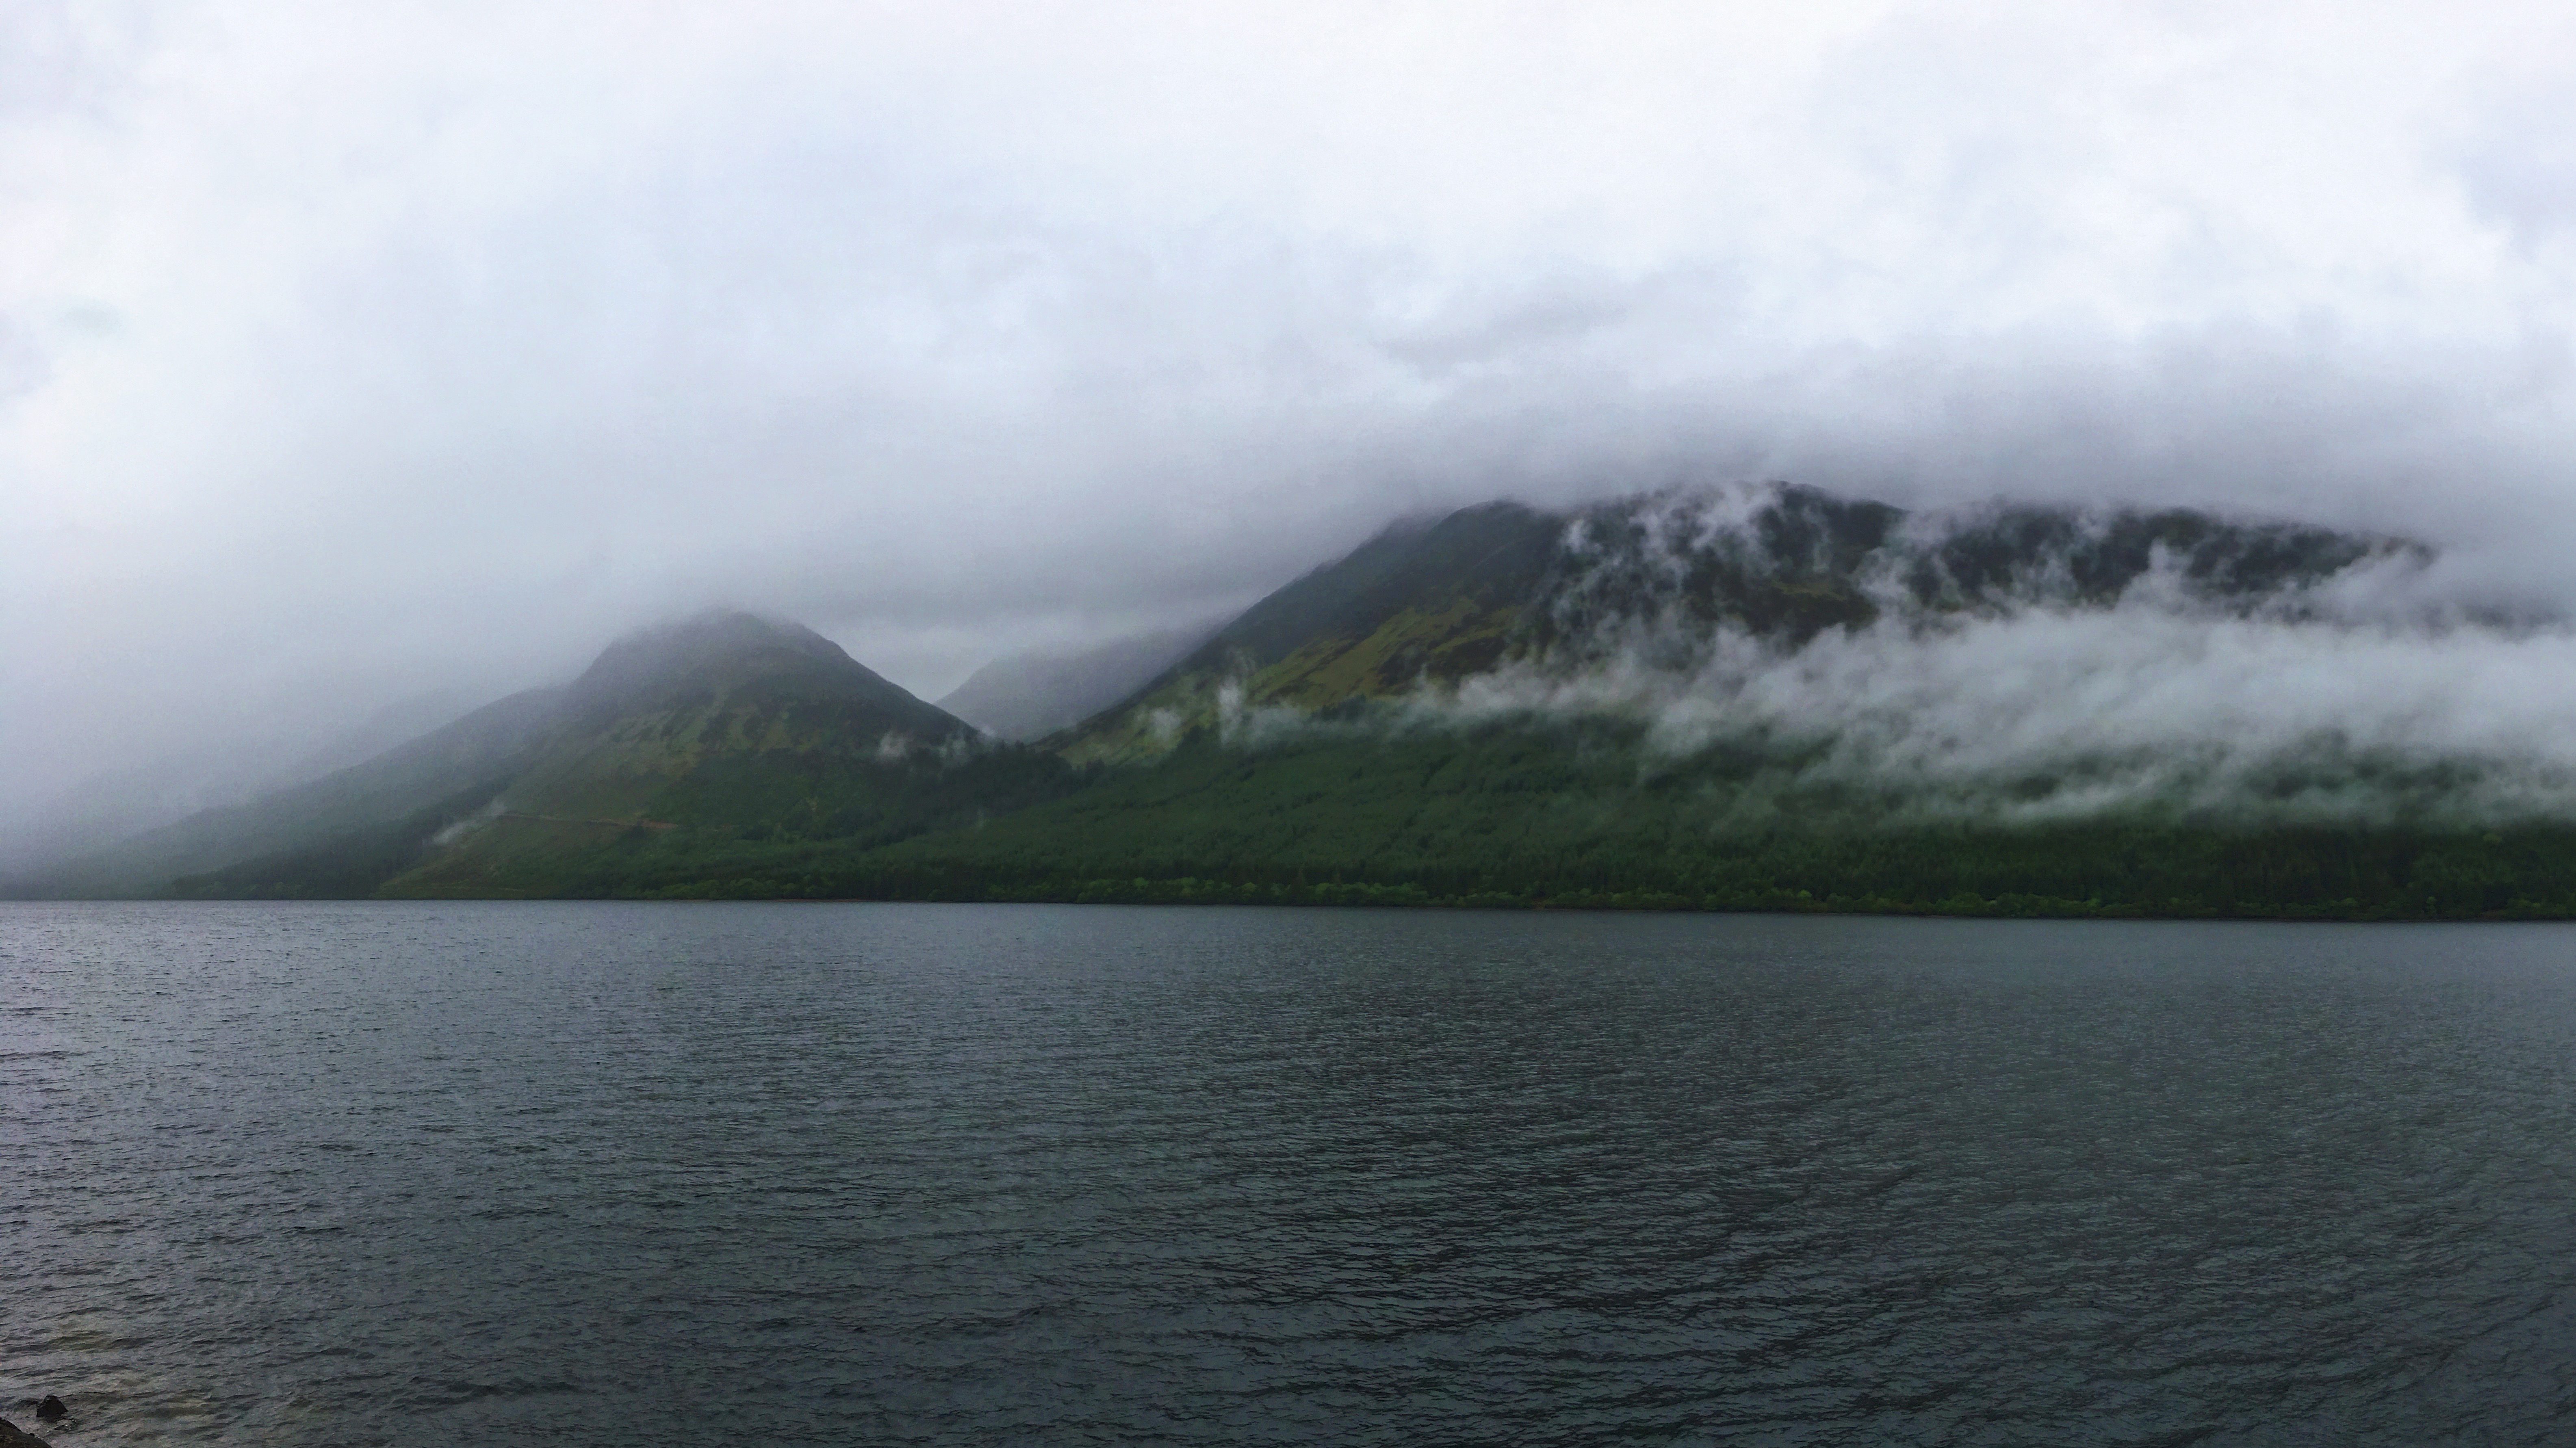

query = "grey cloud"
[
  {"left": 6, "top": 1, "right": 2576, "bottom": 850},
  {"left": 2444, "top": 45, "right": 2576, "bottom": 247}
]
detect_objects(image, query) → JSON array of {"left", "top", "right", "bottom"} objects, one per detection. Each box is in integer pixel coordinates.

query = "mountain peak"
[
  {"left": 575, "top": 609, "right": 838, "bottom": 697},
  {"left": 565, "top": 609, "right": 961, "bottom": 739}
]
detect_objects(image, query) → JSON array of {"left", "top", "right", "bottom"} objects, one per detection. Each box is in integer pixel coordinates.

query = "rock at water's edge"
[{"left": 0, "top": 1416, "right": 54, "bottom": 1447}]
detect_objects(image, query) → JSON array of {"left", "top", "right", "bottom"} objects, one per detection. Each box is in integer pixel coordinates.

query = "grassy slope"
[
  {"left": 156, "top": 612, "right": 1013, "bottom": 900},
  {"left": 1062, "top": 502, "right": 1558, "bottom": 762},
  {"left": 369, "top": 746, "right": 1076, "bottom": 898}
]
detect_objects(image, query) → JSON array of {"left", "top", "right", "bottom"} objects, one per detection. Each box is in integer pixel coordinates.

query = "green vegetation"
[
  {"left": 1062, "top": 500, "right": 1556, "bottom": 761},
  {"left": 157, "top": 714, "right": 2576, "bottom": 920},
  {"left": 50, "top": 491, "right": 2563, "bottom": 922}
]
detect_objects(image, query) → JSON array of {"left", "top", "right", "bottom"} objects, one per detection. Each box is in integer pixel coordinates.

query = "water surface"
[{"left": 6, "top": 902, "right": 2575, "bottom": 1444}]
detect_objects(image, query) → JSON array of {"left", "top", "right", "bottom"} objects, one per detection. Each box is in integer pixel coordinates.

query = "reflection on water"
[{"left": 6, "top": 901, "right": 2576, "bottom": 1445}]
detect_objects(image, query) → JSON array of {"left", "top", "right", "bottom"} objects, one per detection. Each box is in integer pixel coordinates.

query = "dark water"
[{"left": 7, "top": 904, "right": 2576, "bottom": 1445}]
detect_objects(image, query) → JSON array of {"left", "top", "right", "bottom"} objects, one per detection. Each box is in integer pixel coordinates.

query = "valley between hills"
[{"left": 20, "top": 481, "right": 2576, "bottom": 920}]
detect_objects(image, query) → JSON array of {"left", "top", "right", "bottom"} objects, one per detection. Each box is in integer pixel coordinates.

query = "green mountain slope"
[
  {"left": 480, "top": 610, "right": 971, "bottom": 820},
  {"left": 37, "top": 483, "right": 2547, "bottom": 920},
  {"left": 68, "top": 611, "right": 1066, "bottom": 900},
  {"left": 1058, "top": 483, "right": 2421, "bottom": 762},
  {"left": 1061, "top": 502, "right": 1559, "bottom": 761},
  {"left": 342, "top": 611, "right": 1051, "bottom": 898},
  {"left": 357, "top": 719, "right": 2576, "bottom": 920}
]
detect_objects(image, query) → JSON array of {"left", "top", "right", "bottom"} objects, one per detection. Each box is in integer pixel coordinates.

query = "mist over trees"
[{"left": 19, "top": 479, "right": 2576, "bottom": 920}]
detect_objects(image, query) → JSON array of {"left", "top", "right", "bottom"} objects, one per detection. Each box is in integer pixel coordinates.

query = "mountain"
[
  {"left": 361, "top": 612, "right": 1073, "bottom": 899},
  {"left": 838, "top": 482, "right": 2569, "bottom": 921},
  {"left": 1061, "top": 501, "right": 1562, "bottom": 761},
  {"left": 936, "top": 623, "right": 1217, "bottom": 741},
  {"left": 1060, "top": 481, "right": 2424, "bottom": 760},
  {"left": 14, "top": 611, "right": 1030, "bottom": 899},
  {"left": 37, "top": 483, "right": 2576, "bottom": 920},
  {"left": 529, "top": 609, "right": 969, "bottom": 801}
]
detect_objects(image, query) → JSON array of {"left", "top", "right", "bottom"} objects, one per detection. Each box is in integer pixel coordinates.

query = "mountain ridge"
[
  {"left": 1055, "top": 481, "right": 2432, "bottom": 761},
  {"left": 22, "top": 481, "right": 2559, "bottom": 920},
  {"left": 13, "top": 610, "right": 984, "bottom": 897}
]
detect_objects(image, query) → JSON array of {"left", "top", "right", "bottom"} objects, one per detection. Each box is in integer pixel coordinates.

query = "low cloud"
[
  {"left": 429, "top": 794, "right": 507, "bottom": 847},
  {"left": 1206, "top": 485, "right": 2576, "bottom": 827},
  {"left": 1437, "top": 611, "right": 2576, "bottom": 827},
  {"left": 8, "top": 2, "right": 2576, "bottom": 848}
]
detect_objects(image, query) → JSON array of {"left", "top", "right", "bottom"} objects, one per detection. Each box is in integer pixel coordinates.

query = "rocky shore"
[{"left": 0, "top": 1417, "right": 52, "bottom": 1447}]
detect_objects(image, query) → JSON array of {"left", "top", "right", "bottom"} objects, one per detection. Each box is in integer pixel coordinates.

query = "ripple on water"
[{"left": 4, "top": 902, "right": 2576, "bottom": 1445}]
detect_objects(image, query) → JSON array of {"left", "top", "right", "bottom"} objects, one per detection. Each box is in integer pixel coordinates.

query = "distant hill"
[
  {"left": 25, "top": 684, "right": 572, "bottom": 896},
  {"left": 364, "top": 612, "right": 1069, "bottom": 900},
  {"left": 32, "top": 484, "right": 2575, "bottom": 920},
  {"left": 13, "top": 611, "right": 1030, "bottom": 899},
  {"left": 936, "top": 623, "right": 1216, "bottom": 741}
]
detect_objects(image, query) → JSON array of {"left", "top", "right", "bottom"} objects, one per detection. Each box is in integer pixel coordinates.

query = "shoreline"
[{"left": 9, "top": 888, "right": 2576, "bottom": 923}]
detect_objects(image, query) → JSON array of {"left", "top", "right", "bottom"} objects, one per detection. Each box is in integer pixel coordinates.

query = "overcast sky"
[{"left": 6, "top": 0, "right": 2576, "bottom": 834}]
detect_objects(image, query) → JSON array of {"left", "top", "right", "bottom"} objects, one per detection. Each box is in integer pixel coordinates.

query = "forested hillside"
[{"left": 25, "top": 481, "right": 2568, "bottom": 921}]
